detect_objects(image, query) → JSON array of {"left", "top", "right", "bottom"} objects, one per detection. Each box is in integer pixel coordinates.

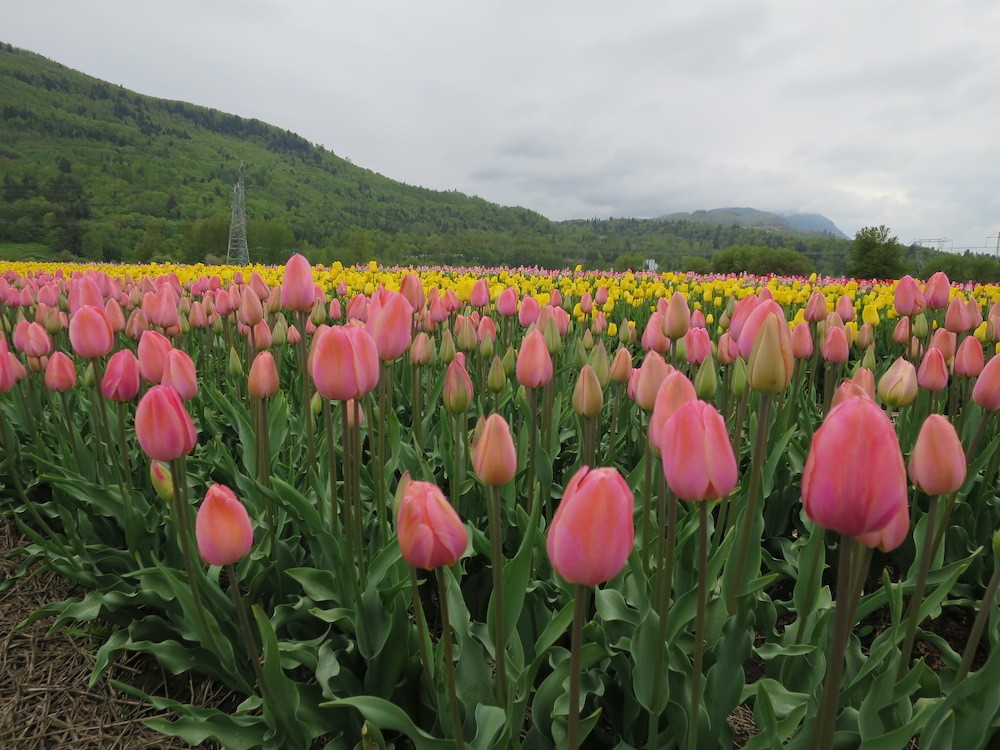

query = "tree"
[{"left": 847, "top": 225, "right": 905, "bottom": 280}]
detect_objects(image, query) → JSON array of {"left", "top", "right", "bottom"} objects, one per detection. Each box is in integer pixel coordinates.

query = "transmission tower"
[{"left": 226, "top": 162, "right": 249, "bottom": 265}]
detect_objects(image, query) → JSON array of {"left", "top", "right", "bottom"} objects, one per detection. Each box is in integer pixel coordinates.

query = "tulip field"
[{"left": 3, "top": 258, "right": 1000, "bottom": 750}]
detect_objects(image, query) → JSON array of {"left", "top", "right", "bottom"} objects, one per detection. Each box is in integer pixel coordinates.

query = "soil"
[{"left": 0, "top": 513, "right": 228, "bottom": 750}]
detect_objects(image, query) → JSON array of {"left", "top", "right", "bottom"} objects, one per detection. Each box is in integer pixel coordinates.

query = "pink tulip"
[
  {"left": 102, "top": 349, "right": 141, "bottom": 402},
  {"left": 138, "top": 330, "right": 173, "bottom": 384},
  {"left": 634, "top": 351, "right": 671, "bottom": 412},
  {"left": 470, "top": 278, "right": 490, "bottom": 307},
  {"left": 876, "top": 357, "right": 917, "bottom": 408},
  {"left": 69, "top": 305, "right": 114, "bottom": 359},
  {"left": 892, "top": 317, "right": 911, "bottom": 345},
  {"left": 804, "top": 290, "right": 828, "bottom": 322},
  {"left": 802, "top": 396, "right": 907, "bottom": 538},
  {"left": 909, "top": 414, "right": 966, "bottom": 496},
  {"left": 248, "top": 351, "right": 279, "bottom": 399},
  {"left": 238, "top": 287, "right": 264, "bottom": 327},
  {"left": 134, "top": 385, "right": 198, "bottom": 461},
  {"left": 196, "top": 484, "right": 253, "bottom": 566},
  {"left": 547, "top": 466, "right": 635, "bottom": 586},
  {"left": 894, "top": 275, "right": 926, "bottom": 316},
  {"left": 835, "top": 295, "right": 855, "bottom": 322},
  {"left": 472, "top": 414, "right": 517, "bottom": 486},
  {"left": 737, "top": 300, "right": 786, "bottom": 360},
  {"left": 973, "top": 354, "right": 1000, "bottom": 410},
  {"left": 44, "top": 351, "right": 76, "bottom": 392},
  {"left": 496, "top": 287, "right": 518, "bottom": 317},
  {"left": 684, "top": 327, "right": 712, "bottom": 366},
  {"left": 0, "top": 340, "right": 17, "bottom": 393},
  {"left": 649, "top": 370, "right": 697, "bottom": 453},
  {"left": 850, "top": 367, "right": 877, "bottom": 401},
  {"left": 923, "top": 271, "right": 950, "bottom": 309},
  {"left": 929, "top": 328, "right": 957, "bottom": 363},
  {"left": 953, "top": 336, "right": 984, "bottom": 377},
  {"left": 662, "top": 291, "right": 691, "bottom": 340},
  {"left": 641, "top": 312, "right": 669, "bottom": 355},
  {"left": 311, "top": 324, "right": 380, "bottom": 401},
  {"left": 397, "top": 480, "right": 467, "bottom": 569},
  {"left": 858, "top": 503, "right": 910, "bottom": 552},
  {"left": 516, "top": 329, "right": 553, "bottom": 389},
  {"left": 609, "top": 346, "right": 632, "bottom": 384},
  {"left": 791, "top": 323, "right": 813, "bottom": 359},
  {"left": 830, "top": 380, "right": 874, "bottom": 410},
  {"left": 281, "top": 254, "right": 316, "bottom": 312},
  {"left": 821, "top": 325, "right": 849, "bottom": 363},
  {"left": 518, "top": 295, "right": 540, "bottom": 327},
  {"left": 917, "top": 347, "right": 949, "bottom": 391},
  {"left": 944, "top": 296, "right": 973, "bottom": 333},
  {"left": 443, "top": 356, "right": 474, "bottom": 413},
  {"left": 660, "top": 400, "right": 738, "bottom": 501}
]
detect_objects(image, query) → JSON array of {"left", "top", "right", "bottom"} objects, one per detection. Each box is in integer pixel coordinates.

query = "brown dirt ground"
[{"left": 0, "top": 514, "right": 227, "bottom": 749}]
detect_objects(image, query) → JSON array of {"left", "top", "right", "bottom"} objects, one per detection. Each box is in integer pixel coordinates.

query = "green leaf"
[{"left": 324, "top": 696, "right": 454, "bottom": 750}]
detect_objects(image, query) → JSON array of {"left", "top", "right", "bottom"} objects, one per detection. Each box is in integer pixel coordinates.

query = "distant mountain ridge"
[{"left": 661, "top": 207, "right": 849, "bottom": 239}]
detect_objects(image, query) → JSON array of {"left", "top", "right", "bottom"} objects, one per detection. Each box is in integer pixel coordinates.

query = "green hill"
[{"left": 0, "top": 42, "right": 855, "bottom": 273}]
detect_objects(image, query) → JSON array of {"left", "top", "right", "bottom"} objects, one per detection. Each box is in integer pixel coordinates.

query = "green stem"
[
  {"left": 526, "top": 388, "right": 538, "bottom": 517},
  {"left": 567, "top": 583, "right": 587, "bottom": 750},
  {"left": 325, "top": 400, "right": 340, "bottom": 538},
  {"left": 689, "top": 502, "right": 710, "bottom": 750},
  {"left": 956, "top": 563, "right": 1000, "bottom": 681},
  {"left": 435, "top": 567, "right": 465, "bottom": 750},
  {"left": 487, "top": 484, "right": 508, "bottom": 709},
  {"left": 813, "top": 537, "right": 860, "bottom": 750},
  {"left": 340, "top": 400, "right": 357, "bottom": 589},
  {"left": 297, "top": 311, "right": 316, "bottom": 483},
  {"left": 410, "top": 568, "right": 437, "bottom": 713},
  {"left": 727, "top": 392, "right": 772, "bottom": 612},
  {"left": 897, "top": 496, "right": 939, "bottom": 679},
  {"left": 225, "top": 563, "right": 267, "bottom": 694},
  {"left": 642, "top": 434, "right": 653, "bottom": 577}
]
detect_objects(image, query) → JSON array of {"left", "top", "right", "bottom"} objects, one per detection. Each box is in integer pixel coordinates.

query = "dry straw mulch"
[{"left": 0, "top": 513, "right": 225, "bottom": 749}]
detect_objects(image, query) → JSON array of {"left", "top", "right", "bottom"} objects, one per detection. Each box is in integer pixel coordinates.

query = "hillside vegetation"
[{"left": 1, "top": 41, "right": 966, "bottom": 278}]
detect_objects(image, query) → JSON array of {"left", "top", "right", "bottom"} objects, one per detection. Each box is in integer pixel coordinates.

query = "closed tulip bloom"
[
  {"left": 102, "top": 348, "right": 140, "bottom": 402},
  {"left": 856, "top": 322, "right": 874, "bottom": 350},
  {"left": 737, "top": 301, "right": 786, "bottom": 360},
  {"left": 684, "top": 327, "right": 712, "bottom": 366},
  {"left": 69, "top": 305, "right": 114, "bottom": 359},
  {"left": 20, "top": 321, "right": 51, "bottom": 358},
  {"left": 496, "top": 287, "right": 518, "bottom": 317},
  {"left": 135, "top": 384, "right": 198, "bottom": 461},
  {"left": 472, "top": 413, "right": 517, "bottom": 485},
  {"left": 851, "top": 367, "right": 877, "bottom": 401},
  {"left": 588, "top": 340, "right": 610, "bottom": 387},
  {"left": 877, "top": 357, "right": 918, "bottom": 408},
  {"left": 487, "top": 355, "right": 506, "bottom": 392},
  {"left": 791, "top": 323, "right": 813, "bottom": 359},
  {"left": 836, "top": 295, "right": 855, "bottom": 322},
  {"left": 662, "top": 291, "right": 691, "bottom": 339},
  {"left": 821, "top": 325, "right": 849, "bottom": 363},
  {"left": 516, "top": 329, "right": 553, "bottom": 388},
  {"left": 470, "top": 278, "right": 489, "bottom": 307},
  {"left": 917, "top": 347, "right": 949, "bottom": 391},
  {"left": 830, "top": 380, "right": 874, "bottom": 410},
  {"left": 649, "top": 370, "right": 697, "bottom": 453},
  {"left": 248, "top": 351, "right": 279, "bottom": 398},
  {"left": 953, "top": 335, "right": 984, "bottom": 377},
  {"left": 125, "top": 308, "right": 148, "bottom": 340},
  {"left": 609, "top": 346, "right": 632, "bottom": 384},
  {"left": 518, "top": 295, "right": 541, "bottom": 328},
  {"left": 892, "top": 316, "right": 911, "bottom": 345},
  {"left": 547, "top": 466, "right": 635, "bottom": 586},
  {"left": 150, "top": 460, "right": 174, "bottom": 502},
  {"left": 660, "top": 400, "right": 738, "bottom": 501},
  {"left": 945, "top": 296, "right": 973, "bottom": 333},
  {"left": 717, "top": 331, "right": 739, "bottom": 365},
  {"left": 572, "top": 364, "right": 604, "bottom": 418},
  {"left": 443, "top": 356, "right": 474, "bottom": 413},
  {"left": 311, "top": 324, "right": 380, "bottom": 401},
  {"left": 747, "top": 314, "right": 794, "bottom": 394},
  {"left": 861, "top": 304, "right": 880, "bottom": 327},
  {"left": 161, "top": 349, "right": 198, "bottom": 401},
  {"left": 972, "top": 354, "right": 1000, "bottom": 410},
  {"left": 196, "top": 484, "right": 253, "bottom": 566},
  {"left": 454, "top": 314, "right": 478, "bottom": 353},
  {"left": 929, "top": 328, "right": 957, "bottom": 363},
  {"left": 238, "top": 287, "right": 264, "bottom": 327},
  {"left": 367, "top": 290, "right": 414, "bottom": 361},
  {"left": 410, "top": 331, "right": 434, "bottom": 366},
  {"left": 804, "top": 290, "right": 828, "bottom": 322},
  {"left": 138, "top": 330, "right": 172, "bottom": 384},
  {"left": 252, "top": 320, "right": 272, "bottom": 351},
  {"left": 397, "top": 480, "right": 468, "bottom": 569},
  {"left": 280, "top": 254, "right": 316, "bottom": 312},
  {"left": 44, "top": 351, "right": 76, "bottom": 392},
  {"left": 399, "top": 273, "right": 425, "bottom": 313},
  {"left": 923, "top": 271, "right": 951, "bottom": 309},
  {"left": 858, "top": 503, "right": 910, "bottom": 553},
  {"left": 802, "top": 396, "right": 907, "bottom": 537},
  {"left": 0, "top": 341, "right": 17, "bottom": 393},
  {"left": 147, "top": 285, "right": 180, "bottom": 329},
  {"left": 909, "top": 414, "right": 966, "bottom": 495},
  {"left": 967, "top": 298, "right": 983, "bottom": 329},
  {"left": 634, "top": 350, "right": 671, "bottom": 412},
  {"left": 894, "top": 275, "right": 926, "bottom": 316},
  {"left": 641, "top": 312, "right": 670, "bottom": 354}
]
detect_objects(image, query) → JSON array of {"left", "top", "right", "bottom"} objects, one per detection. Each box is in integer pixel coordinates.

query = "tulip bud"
[
  {"left": 660, "top": 400, "right": 738, "bottom": 501},
  {"left": 791, "top": 325, "right": 813, "bottom": 360},
  {"left": 894, "top": 275, "right": 926, "bottom": 316},
  {"left": 731, "top": 357, "right": 747, "bottom": 397},
  {"left": 574, "top": 337, "right": 588, "bottom": 368},
  {"left": 861, "top": 345, "right": 877, "bottom": 372},
  {"left": 472, "top": 414, "right": 517, "bottom": 485},
  {"left": 44, "top": 351, "right": 76, "bottom": 392},
  {"left": 694, "top": 355, "right": 718, "bottom": 400},
  {"left": 912, "top": 313, "right": 929, "bottom": 340},
  {"left": 410, "top": 331, "right": 435, "bottom": 366},
  {"left": 270, "top": 314, "right": 288, "bottom": 346},
  {"left": 227, "top": 346, "right": 244, "bottom": 378},
  {"left": 196, "top": 484, "right": 253, "bottom": 566},
  {"left": 877, "top": 357, "right": 918, "bottom": 408},
  {"left": 610, "top": 346, "right": 632, "bottom": 385},
  {"left": 908, "top": 414, "right": 966, "bottom": 495},
  {"left": 953, "top": 335, "right": 985, "bottom": 378},
  {"left": 397, "top": 481, "right": 467, "bottom": 569},
  {"left": 516, "top": 329, "right": 553, "bottom": 389},
  {"left": 281, "top": 254, "right": 316, "bottom": 312},
  {"left": 917, "top": 347, "right": 949, "bottom": 391},
  {"left": 311, "top": 325, "right": 380, "bottom": 402},
  {"left": 81, "top": 361, "right": 96, "bottom": 388},
  {"left": 634, "top": 351, "right": 671, "bottom": 412},
  {"left": 135, "top": 385, "right": 198, "bottom": 462},
  {"left": 747, "top": 314, "right": 793, "bottom": 394},
  {"left": 439, "top": 329, "right": 456, "bottom": 364},
  {"left": 487, "top": 355, "right": 506, "bottom": 393},
  {"left": 588, "top": 340, "right": 610, "bottom": 388},
  {"left": 547, "top": 466, "right": 634, "bottom": 586},
  {"left": 572, "top": 364, "right": 604, "bottom": 418},
  {"left": 161, "top": 349, "right": 198, "bottom": 401},
  {"left": 150, "top": 460, "right": 174, "bottom": 502},
  {"left": 850, "top": 367, "right": 877, "bottom": 401},
  {"left": 501, "top": 345, "right": 516, "bottom": 376},
  {"left": 102, "top": 348, "right": 140, "bottom": 402},
  {"left": 972, "top": 353, "right": 1000, "bottom": 410},
  {"left": 311, "top": 390, "right": 323, "bottom": 416},
  {"left": 248, "top": 351, "right": 279, "bottom": 398},
  {"left": 443, "top": 357, "right": 474, "bottom": 413}
]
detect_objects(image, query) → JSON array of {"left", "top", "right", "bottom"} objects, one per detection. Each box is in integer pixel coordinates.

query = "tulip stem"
[
  {"left": 435, "top": 567, "right": 465, "bottom": 750},
  {"left": 956, "top": 560, "right": 1000, "bottom": 681},
  {"left": 409, "top": 568, "right": 437, "bottom": 713},
  {"left": 813, "top": 537, "right": 862, "bottom": 750},
  {"left": 966, "top": 412, "right": 990, "bottom": 463},
  {"left": 641, "top": 435, "right": 653, "bottom": 577},
  {"left": 60, "top": 391, "right": 85, "bottom": 477},
  {"left": 930, "top": 491, "right": 958, "bottom": 567},
  {"left": 451, "top": 412, "right": 463, "bottom": 517},
  {"left": 897, "top": 495, "right": 939, "bottom": 680},
  {"left": 351, "top": 399, "right": 365, "bottom": 578},
  {"left": 581, "top": 415, "right": 597, "bottom": 468},
  {"left": 727, "top": 392, "right": 772, "bottom": 613},
  {"left": 296, "top": 311, "right": 316, "bottom": 484},
  {"left": 115, "top": 402, "right": 132, "bottom": 495},
  {"left": 225, "top": 563, "right": 267, "bottom": 694},
  {"left": 647, "top": 483, "right": 677, "bottom": 749},
  {"left": 324, "top": 400, "right": 340, "bottom": 538},
  {"left": 340, "top": 400, "right": 358, "bottom": 591},
  {"left": 526, "top": 388, "right": 538, "bottom": 517},
  {"left": 567, "top": 583, "right": 587, "bottom": 750},
  {"left": 688, "top": 501, "right": 710, "bottom": 750},
  {"left": 487, "top": 484, "right": 508, "bottom": 709}
]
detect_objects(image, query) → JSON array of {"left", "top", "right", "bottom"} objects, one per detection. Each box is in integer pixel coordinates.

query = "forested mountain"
[
  {"left": 0, "top": 42, "right": 857, "bottom": 273},
  {"left": 662, "top": 208, "right": 849, "bottom": 239}
]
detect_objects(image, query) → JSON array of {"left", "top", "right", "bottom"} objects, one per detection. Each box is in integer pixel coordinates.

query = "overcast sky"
[{"left": 3, "top": 0, "right": 1000, "bottom": 250}]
